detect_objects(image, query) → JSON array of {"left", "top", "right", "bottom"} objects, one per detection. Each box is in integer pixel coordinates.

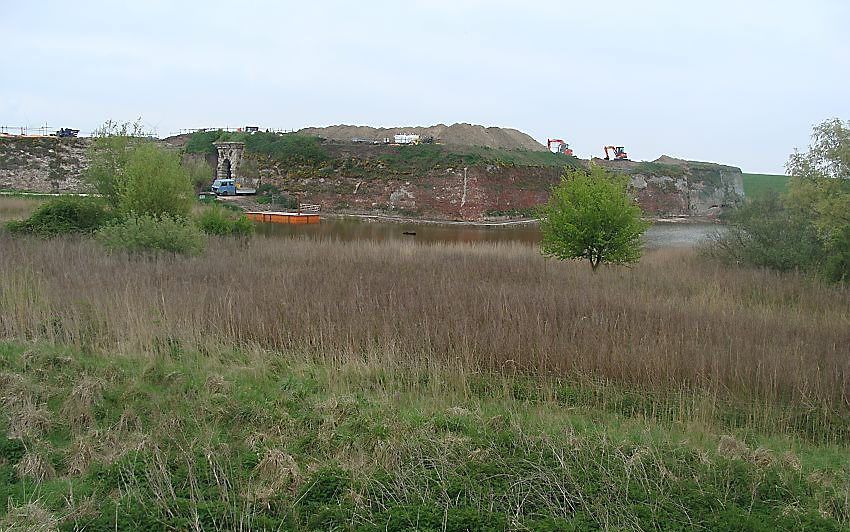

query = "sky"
[{"left": 2, "top": 0, "right": 848, "bottom": 173}]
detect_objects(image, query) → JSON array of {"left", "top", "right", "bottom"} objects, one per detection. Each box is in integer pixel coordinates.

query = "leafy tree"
[
  {"left": 785, "top": 119, "right": 850, "bottom": 281},
  {"left": 84, "top": 119, "right": 148, "bottom": 208},
  {"left": 83, "top": 120, "right": 194, "bottom": 219},
  {"left": 118, "top": 143, "right": 194, "bottom": 218},
  {"left": 539, "top": 165, "right": 649, "bottom": 271},
  {"left": 709, "top": 118, "right": 850, "bottom": 282}
]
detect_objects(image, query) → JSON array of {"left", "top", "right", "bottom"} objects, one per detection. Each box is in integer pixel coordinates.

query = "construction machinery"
[
  {"left": 52, "top": 128, "right": 80, "bottom": 138},
  {"left": 547, "top": 139, "right": 574, "bottom": 156},
  {"left": 603, "top": 146, "right": 628, "bottom": 161}
]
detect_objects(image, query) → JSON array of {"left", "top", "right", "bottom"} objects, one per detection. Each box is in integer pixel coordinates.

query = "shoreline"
[{"left": 323, "top": 211, "right": 721, "bottom": 227}]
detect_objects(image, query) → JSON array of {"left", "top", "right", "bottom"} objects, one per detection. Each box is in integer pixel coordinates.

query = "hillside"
[{"left": 296, "top": 123, "right": 547, "bottom": 152}]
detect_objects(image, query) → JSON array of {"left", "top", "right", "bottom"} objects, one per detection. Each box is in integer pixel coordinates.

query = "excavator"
[
  {"left": 603, "top": 146, "right": 628, "bottom": 161},
  {"left": 547, "top": 139, "right": 574, "bottom": 156}
]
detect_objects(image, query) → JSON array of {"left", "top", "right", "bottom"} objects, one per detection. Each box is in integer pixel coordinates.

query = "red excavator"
[
  {"left": 603, "top": 146, "right": 628, "bottom": 161},
  {"left": 547, "top": 139, "right": 574, "bottom": 156}
]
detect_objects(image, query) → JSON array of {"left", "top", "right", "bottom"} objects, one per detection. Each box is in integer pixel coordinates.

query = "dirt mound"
[
  {"left": 654, "top": 155, "right": 689, "bottom": 166},
  {"left": 297, "top": 123, "right": 546, "bottom": 152}
]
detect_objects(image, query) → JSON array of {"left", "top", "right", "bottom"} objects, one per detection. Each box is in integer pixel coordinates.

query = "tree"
[
  {"left": 83, "top": 120, "right": 194, "bottom": 219},
  {"left": 84, "top": 120, "right": 147, "bottom": 208},
  {"left": 118, "top": 143, "right": 194, "bottom": 218},
  {"left": 709, "top": 118, "right": 850, "bottom": 282},
  {"left": 539, "top": 165, "right": 649, "bottom": 271},
  {"left": 785, "top": 118, "right": 850, "bottom": 282}
]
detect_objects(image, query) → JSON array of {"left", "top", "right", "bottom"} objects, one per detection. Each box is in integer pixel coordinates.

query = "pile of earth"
[{"left": 296, "top": 123, "right": 547, "bottom": 152}]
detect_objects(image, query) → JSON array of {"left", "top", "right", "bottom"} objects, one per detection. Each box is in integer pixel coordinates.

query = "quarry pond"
[{"left": 256, "top": 216, "right": 722, "bottom": 248}]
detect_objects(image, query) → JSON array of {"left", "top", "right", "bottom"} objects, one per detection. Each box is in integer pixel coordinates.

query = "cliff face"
[
  {"left": 599, "top": 156, "right": 745, "bottom": 218},
  {"left": 0, "top": 137, "right": 744, "bottom": 220},
  {"left": 262, "top": 156, "right": 744, "bottom": 220},
  {"left": 0, "top": 137, "right": 90, "bottom": 193}
]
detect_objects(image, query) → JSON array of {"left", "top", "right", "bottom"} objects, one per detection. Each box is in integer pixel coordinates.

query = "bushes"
[
  {"left": 118, "top": 143, "right": 194, "bottom": 218},
  {"left": 183, "top": 130, "right": 224, "bottom": 155},
  {"left": 6, "top": 196, "right": 113, "bottom": 236},
  {"left": 185, "top": 130, "right": 329, "bottom": 165},
  {"left": 182, "top": 156, "right": 213, "bottom": 193},
  {"left": 705, "top": 193, "right": 823, "bottom": 272},
  {"left": 85, "top": 121, "right": 194, "bottom": 218},
  {"left": 196, "top": 206, "right": 254, "bottom": 237},
  {"left": 709, "top": 119, "right": 850, "bottom": 283},
  {"left": 96, "top": 214, "right": 205, "bottom": 255},
  {"left": 256, "top": 183, "right": 298, "bottom": 210}
]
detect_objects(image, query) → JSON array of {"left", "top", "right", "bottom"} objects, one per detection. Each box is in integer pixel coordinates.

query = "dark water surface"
[{"left": 256, "top": 216, "right": 723, "bottom": 249}]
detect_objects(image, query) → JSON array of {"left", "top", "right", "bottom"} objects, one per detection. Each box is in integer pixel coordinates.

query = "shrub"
[
  {"left": 119, "top": 143, "right": 194, "bottom": 218},
  {"left": 256, "top": 183, "right": 298, "bottom": 210},
  {"left": 183, "top": 130, "right": 225, "bottom": 155},
  {"left": 704, "top": 193, "right": 823, "bottom": 272},
  {"left": 96, "top": 214, "right": 205, "bottom": 255},
  {"left": 6, "top": 196, "right": 113, "bottom": 236},
  {"left": 84, "top": 120, "right": 148, "bottom": 208},
  {"left": 185, "top": 130, "right": 330, "bottom": 165},
  {"left": 182, "top": 156, "right": 214, "bottom": 192},
  {"left": 85, "top": 120, "right": 195, "bottom": 218},
  {"left": 196, "top": 206, "right": 254, "bottom": 237}
]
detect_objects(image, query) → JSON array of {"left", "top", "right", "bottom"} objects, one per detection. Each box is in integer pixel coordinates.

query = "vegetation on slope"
[{"left": 184, "top": 130, "right": 583, "bottom": 174}]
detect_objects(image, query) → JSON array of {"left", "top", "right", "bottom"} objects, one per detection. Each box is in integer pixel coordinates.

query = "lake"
[{"left": 256, "top": 216, "right": 723, "bottom": 249}]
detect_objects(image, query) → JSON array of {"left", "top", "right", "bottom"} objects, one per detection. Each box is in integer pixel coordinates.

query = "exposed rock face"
[
  {"left": 265, "top": 158, "right": 744, "bottom": 221},
  {"left": 0, "top": 137, "right": 744, "bottom": 220},
  {"left": 0, "top": 137, "right": 90, "bottom": 193},
  {"left": 609, "top": 156, "right": 745, "bottom": 217}
]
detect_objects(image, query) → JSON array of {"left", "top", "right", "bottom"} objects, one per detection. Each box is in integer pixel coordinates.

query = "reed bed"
[
  {"left": 0, "top": 196, "right": 43, "bottom": 223},
  {"left": 1, "top": 232, "right": 848, "bottom": 413}
]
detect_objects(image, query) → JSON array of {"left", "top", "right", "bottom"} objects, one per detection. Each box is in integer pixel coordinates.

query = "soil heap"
[{"left": 296, "top": 123, "right": 547, "bottom": 152}]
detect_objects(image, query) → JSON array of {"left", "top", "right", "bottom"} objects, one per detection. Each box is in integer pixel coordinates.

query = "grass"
[
  {"left": 0, "top": 229, "right": 849, "bottom": 528},
  {"left": 1, "top": 341, "right": 848, "bottom": 530},
  {"left": 743, "top": 173, "right": 790, "bottom": 199},
  {"left": 183, "top": 130, "right": 582, "bottom": 176},
  {"left": 0, "top": 196, "right": 44, "bottom": 223},
  {"left": 378, "top": 144, "right": 581, "bottom": 172}
]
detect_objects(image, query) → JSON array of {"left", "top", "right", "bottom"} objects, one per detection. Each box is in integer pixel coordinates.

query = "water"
[{"left": 256, "top": 216, "right": 723, "bottom": 249}]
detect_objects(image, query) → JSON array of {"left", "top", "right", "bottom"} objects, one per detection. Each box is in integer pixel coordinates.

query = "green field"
[{"left": 742, "top": 173, "right": 790, "bottom": 199}]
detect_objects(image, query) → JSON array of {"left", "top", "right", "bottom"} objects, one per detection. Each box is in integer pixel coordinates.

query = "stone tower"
[{"left": 213, "top": 141, "right": 245, "bottom": 182}]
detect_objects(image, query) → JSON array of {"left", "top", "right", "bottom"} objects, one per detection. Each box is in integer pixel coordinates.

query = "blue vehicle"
[{"left": 210, "top": 178, "right": 256, "bottom": 196}]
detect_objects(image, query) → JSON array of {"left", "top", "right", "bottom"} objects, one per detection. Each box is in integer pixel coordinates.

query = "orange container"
[{"left": 245, "top": 211, "right": 321, "bottom": 225}]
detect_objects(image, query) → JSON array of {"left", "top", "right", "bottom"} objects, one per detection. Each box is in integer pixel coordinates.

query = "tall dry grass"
[
  {"left": 1, "top": 232, "right": 848, "bottom": 413},
  {"left": 0, "top": 196, "right": 43, "bottom": 223}
]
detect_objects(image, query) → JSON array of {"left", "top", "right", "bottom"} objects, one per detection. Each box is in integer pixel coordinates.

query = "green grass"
[
  {"left": 1, "top": 340, "right": 848, "bottom": 530},
  {"left": 185, "top": 131, "right": 329, "bottom": 164},
  {"left": 378, "top": 143, "right": 582, "bottom": 172},
  {"left": 743, "top": 173, "right": 790, "bottom": 199},
  {"left": 184, "top": 130, "right": 581, "bottom": 175}
]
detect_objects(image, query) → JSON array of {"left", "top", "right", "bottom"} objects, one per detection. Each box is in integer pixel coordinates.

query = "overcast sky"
[{"left": 2, "top": 0, "right": 848, "bottom": 173}]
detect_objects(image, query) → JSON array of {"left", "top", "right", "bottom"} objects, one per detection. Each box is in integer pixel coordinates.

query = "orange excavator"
[
  {"left": 547, "top": 139, "right": 573, "bottom": 156},
  {"left": 603, "top": 146, "right": 629, "bottom": 161}
]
